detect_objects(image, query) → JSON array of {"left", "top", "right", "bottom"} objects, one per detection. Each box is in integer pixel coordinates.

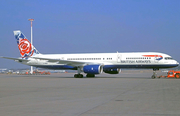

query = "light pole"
[{"left": 28, "top": 18, "right": 34, "bottom": 74}]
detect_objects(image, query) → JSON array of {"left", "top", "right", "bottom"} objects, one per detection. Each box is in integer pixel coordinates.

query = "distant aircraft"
[{"left": 1, "top": 30, "right": 179, "bottom": 78}]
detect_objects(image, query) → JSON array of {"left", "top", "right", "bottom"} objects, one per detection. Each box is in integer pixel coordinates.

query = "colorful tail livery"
[{"left": 13, "top": 30, "right": 40, "bottom": 58}]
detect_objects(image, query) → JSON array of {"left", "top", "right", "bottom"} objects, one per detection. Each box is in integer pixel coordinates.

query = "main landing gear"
[
  {"left": 74, "top": 74, "right": 83, "bottom": 78},
  {"left": 74, "top": 74, "right": 95, "bottom": 78},
  {"left": 74, "top": 67, "right": 96, "bottom": 78},
  {"left": 151, "top": 68, "right": 159, "bottom": 79},
  {"left": 86, "top": 74, "right": 95, "bottom": 77},
  {"left": 74, "top": 67, "right": 83, "bottom": 78}
]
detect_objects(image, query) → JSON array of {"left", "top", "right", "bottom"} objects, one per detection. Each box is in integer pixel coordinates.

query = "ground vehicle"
[
  {"left": 33, "top": 70, "right": 51, "bottom": 75},
  {"left": 167, "top": 70, "right": 180, "bottom": 78},
  {"left": 22, "top": 70, "right": 50, "bottom": 75},
  {"left": 158, "top": 70, "right": 180, "bottom": 78}
]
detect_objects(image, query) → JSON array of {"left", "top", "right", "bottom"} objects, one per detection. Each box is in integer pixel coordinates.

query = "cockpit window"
[{"left": 165, "top": 57, "right": 173, "bottom": 60}]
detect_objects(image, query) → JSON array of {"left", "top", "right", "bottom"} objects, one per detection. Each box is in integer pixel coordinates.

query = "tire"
[
  {"left": 151, "top": 75, "right": 156, "bottom": 79},
  {"left": 86, "top": 74, "right": 95, "bottom": 78},
  {"left": 74, "top": 74, "right": 77, "bottom": 78},
  {"left": 175, "top": 74, "right": 180, "bottom": 79},
  {"left": 80, "top": 74, "right": 83, "bottom": 78},
  {"left": 74, "top": 74, "right": 83, "bottom": 78}
]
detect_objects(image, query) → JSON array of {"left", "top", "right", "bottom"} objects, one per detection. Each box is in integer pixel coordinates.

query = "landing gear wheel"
[
  {"left": 86, "top": 74, "right": 95, "bottom": 78},
  {"left": 151, "top": 75, "right": 156, "bottom": 79},
  {"left": 74, "top": 74, "right": 83, "bottom": 78},
  {"left": 175, "top": 74, "right": 180, "bottom": 79}
]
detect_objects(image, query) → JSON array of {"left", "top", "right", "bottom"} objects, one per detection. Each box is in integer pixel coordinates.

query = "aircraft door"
[
  {"left": 154, "top": 55, "right": 159, "bottom": 63},
  {"left": 117, "top": 54, "right": 122, "bottom": 63},
  {"left": 154, "top": 55, "right": 158, "bottom": 63}
]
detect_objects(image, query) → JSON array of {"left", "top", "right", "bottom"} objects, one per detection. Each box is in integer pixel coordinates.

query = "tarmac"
[{"left": 0, "top": 71, "right": 180, "bottom": 116}]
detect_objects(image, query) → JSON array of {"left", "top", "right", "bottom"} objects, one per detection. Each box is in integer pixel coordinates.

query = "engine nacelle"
[
  {"left": 103, "top": 68, "right": 121, "bottom": 74},
  {"left": 83, "top": 65, "right": 103, "bottom": 74}
]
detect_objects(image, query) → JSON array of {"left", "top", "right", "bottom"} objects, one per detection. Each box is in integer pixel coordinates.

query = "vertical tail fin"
[{"left": 13, "top": 30, "right": 40, "bottom": 58}]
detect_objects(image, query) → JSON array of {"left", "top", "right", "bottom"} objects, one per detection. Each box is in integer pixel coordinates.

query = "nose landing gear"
[{"left": 151, "top": 68, "right": 159, "bottom": 79}]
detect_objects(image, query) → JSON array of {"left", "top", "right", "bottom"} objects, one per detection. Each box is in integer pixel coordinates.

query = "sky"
[{"left": 0, "top": 0, "right": 180, "bottom": 69}]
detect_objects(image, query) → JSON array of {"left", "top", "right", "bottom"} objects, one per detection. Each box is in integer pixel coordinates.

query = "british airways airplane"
[{"left": 1, "top": 30, "right": 179, "bottom": 78}]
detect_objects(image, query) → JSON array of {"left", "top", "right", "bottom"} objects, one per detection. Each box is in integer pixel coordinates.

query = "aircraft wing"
[
  {"left": 1, "top": 56, "right": 29, "bottom": 62},
  {"left": 32, "top": 57, "right": 102, "bottom": 67}
]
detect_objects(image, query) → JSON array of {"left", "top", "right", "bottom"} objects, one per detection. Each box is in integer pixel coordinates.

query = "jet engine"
[{"left": 83, "top": 65, "right": 103, "bottom": 74}]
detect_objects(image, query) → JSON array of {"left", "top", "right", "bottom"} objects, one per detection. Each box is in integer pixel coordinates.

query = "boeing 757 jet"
[{"left": 1, "top": 30, "right": 179, "bottom": 78}]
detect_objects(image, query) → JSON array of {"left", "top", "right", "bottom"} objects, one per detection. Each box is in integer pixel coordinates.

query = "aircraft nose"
[
  {"left": 174, "top": 60, "right": 179, "bottom": 66},
  {"left": 177, "top": 61, "right": 179, "bottom": 65},
  {"left": 172, "top": 60, "right": 179, "bottom": 67}
]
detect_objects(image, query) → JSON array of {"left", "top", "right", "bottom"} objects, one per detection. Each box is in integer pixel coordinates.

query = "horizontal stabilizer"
[{"left": 1, "top": 56, "right": 29, "bottom": 61}]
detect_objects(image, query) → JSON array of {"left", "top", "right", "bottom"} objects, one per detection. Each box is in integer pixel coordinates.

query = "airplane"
[{"left": 1, "top": 30, "right": 179, "bottom": 78}]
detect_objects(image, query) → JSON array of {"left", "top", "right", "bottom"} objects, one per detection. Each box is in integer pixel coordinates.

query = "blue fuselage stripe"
[{"left": 33, "top": 64, "right": 178, "bottom": 70}]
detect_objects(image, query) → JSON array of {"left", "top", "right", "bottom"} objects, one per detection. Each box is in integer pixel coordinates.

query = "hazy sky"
[{"left": 0, "top": 0, "right": 180, "bottom": 69}]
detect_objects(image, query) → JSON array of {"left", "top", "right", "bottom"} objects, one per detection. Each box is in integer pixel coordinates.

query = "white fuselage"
[{"left": 19, "top": 52, "right": 178, "bottom": 70}]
